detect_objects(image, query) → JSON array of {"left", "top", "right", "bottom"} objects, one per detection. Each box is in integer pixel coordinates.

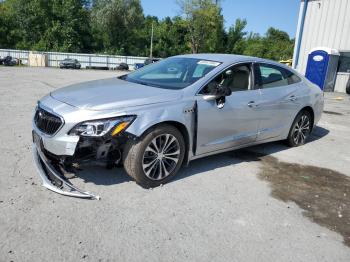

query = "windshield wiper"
[
  {"left": 120, "top": 76, "right": 175, "bottom": 89},
  {"left": 127, "top": 78, "right": 160, "bottom": 88},
  {"left": 137, "top": 81, "right": 160, "bottom": 88}
]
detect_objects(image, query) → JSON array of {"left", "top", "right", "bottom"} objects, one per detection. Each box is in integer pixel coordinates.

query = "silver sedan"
[{"left": 32, "top": 54, "right": 324, "bottom": 198}]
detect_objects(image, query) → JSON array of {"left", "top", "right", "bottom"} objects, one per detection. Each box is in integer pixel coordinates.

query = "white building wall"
[{"left": 293, "top": 0, "right": 350, "bottom": 92}]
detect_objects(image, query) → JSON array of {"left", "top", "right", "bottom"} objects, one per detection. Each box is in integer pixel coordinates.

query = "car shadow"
[
  {"left": 174, "top": 126, "right": 330, "bottom": 182},
  {"left": 77, "top": 165, "right": 132, "bottom": 186},
  {"left": 75, "top": 126, "right": 329, "bottom": 186}
]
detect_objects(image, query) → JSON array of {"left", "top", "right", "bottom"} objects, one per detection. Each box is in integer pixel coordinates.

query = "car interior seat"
[{"left": 229, "top": 69, "right": 249, "bottom": 91}]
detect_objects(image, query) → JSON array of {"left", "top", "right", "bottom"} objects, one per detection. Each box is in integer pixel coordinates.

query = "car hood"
[{"left": 50, "top": 77, "right": 182, "bottom": 111}]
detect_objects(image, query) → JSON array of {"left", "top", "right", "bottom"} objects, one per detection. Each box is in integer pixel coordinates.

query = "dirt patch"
[
  {"left": 236, "top": 150, "right": 350, "bottom": 247},
  {"left": 323, "top": 110, "right": 343, "bottom": 115}
]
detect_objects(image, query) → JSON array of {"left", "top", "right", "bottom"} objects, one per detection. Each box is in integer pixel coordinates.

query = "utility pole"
[{"left": 150, "top": 22, "right": 154, "bottom": 58}]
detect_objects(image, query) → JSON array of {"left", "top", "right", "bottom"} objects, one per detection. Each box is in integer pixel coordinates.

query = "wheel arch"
[
  {"left": 139, "top": 121, "right": 191, "bottom": 166},
  {"left": 300, "top": 106, "right": 315, "bottom": 131}
]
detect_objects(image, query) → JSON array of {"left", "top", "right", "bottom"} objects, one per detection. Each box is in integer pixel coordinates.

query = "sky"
[{"left": 141, "top": 0, "right": 301, "bottom": 38}]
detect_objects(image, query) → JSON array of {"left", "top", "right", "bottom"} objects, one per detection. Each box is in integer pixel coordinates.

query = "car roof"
[
  {"left": 175, "top": 53, "right": 283, "bottom": 65},
  {"left": 173, "top": 53, "right": 296, "bottom": 72}
]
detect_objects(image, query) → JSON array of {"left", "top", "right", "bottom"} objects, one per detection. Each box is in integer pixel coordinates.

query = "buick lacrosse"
[{"left": 32, "top": 54, "right": 324, "bottom": 199}]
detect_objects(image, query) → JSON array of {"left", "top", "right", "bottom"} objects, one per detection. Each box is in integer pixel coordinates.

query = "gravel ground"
[{"left": 0, "top": 67, "right": 349, "bottom": 262}]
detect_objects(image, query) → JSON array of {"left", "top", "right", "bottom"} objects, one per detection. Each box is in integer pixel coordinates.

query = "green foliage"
[
  {"left": 137, "top": 16, "right": 191, "bottom": 57},
  {"left": 0, "top": 3, "right": 17, "bottom": 48},
  {"left": 178, "top": 0, "right": 224, "bottom": 53},
  {"left": 263, "top": 27, "right": 294, "bottom": 60},
  {"left": 0, "top": 0, "right": 92, "bottom": 52},
  {"left": 91, "top": 0, "right": 144, "bottom": 54},
  {"left": 240, "top": 28, "right": 294, "bottom": 60},
  {"left": 226, "top": 18, "right": 247, "bottom": 54},
  {"left": 242, "top": 33, "right": 267, "bottom": 58},
  {"left": 0, "top": 0, "right": 294, "bottom": 60}
]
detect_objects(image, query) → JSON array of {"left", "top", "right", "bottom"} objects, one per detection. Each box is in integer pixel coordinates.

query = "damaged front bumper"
[
  {"left": 32, "top": 143, "right": 101, "bottom": 200},
  {"left": 31, "top": 98, "right": 137, "bottom": 199}
]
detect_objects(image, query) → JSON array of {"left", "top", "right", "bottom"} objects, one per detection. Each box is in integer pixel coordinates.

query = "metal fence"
[{"left": 0, "top": 49, "right": 148, "bottom": 69}]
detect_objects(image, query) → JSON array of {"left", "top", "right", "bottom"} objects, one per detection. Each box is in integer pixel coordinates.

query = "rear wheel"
[
  {"left": 287, "top": 110, "right": 312, "bottom": 147},
  {"left": 123, "top": 125, "right": 185, "bottom": 188}
]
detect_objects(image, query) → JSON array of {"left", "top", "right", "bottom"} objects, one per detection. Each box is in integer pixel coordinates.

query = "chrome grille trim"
[{"left": 34, "top": 106, "right": 64, "bottom": 136}]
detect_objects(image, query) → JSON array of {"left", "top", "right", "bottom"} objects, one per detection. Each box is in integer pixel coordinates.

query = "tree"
[
  {"left": 177, "top": 0, "right": 225, "bottom": 53},
  {"left": 226, "top": 18, "right": 247, "bottom": 54},
  {"left": 0, "top": 2, "right": 17, "bottom": 48},
  {"left": 91, "top": 0, "right": 144, "bottom": 54},
  {"left": 263, "top": 27, "right": 294, "bottom": 60},
  {"left": 1, "top": 0, "right": 92, "bottom": 52},
  {"left": 0, "top": 0, "right": 294, "bottom": 61},
  {"left": 242, "top": 33, "right": 267, "bottom": 58},
  {"left": 154, "top": 16, "right": 193, "bottom": 57},
  {"left": 239, "top": 28, "right": 294, "bottom": 61}
]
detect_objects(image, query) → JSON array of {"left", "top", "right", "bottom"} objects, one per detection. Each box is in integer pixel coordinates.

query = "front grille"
[{"left": 34, "top": 107, "right": 63, "bottom": 135}]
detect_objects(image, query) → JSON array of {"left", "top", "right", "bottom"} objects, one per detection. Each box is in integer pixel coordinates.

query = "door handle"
[
  {"left": 247, "top": 101, "right": 256, "bottom": 108},
  {"left": 288, "top": 95, "right": 297, "bottom": 101}
]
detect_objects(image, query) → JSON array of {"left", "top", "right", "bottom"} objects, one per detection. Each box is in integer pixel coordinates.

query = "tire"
[
  {"left": 123, "top": 124, "right": 185, "bottom": 188},
  {"left": 286, "top": 110, "right": 312, "bottom": 147}
]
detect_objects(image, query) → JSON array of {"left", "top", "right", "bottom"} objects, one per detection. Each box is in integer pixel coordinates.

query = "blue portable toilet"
[{"left": 305, "top": 47, "right": 340, "bottom": 91}]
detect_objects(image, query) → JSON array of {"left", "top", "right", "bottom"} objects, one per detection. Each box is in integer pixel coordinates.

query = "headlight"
[{"left": 69, "top": 115, "right": 136, "bottom": 137}]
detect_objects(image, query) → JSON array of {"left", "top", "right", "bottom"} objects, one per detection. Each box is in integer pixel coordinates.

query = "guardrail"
[{"left": 0, "top": 49, "right": 148, "bottom": 69}]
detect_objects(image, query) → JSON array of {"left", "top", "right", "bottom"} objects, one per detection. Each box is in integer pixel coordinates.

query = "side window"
[
  {"left": 283, "top": 68, "right": 301, "bottom": 84},
  {"left": 202, "top": 64, "right": 251, "bottom": 94},
  {"left": 258, "top": 64, "right": 289, "bottom": 88}
]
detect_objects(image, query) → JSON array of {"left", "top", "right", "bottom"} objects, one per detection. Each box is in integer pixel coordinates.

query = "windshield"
[{"left": 124, "top": 57, "right": 221, "bottom": 90}]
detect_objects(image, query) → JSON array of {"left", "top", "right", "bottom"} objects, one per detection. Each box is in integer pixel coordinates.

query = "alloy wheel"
[
  {"left": 292, "top": 114, "right": 310, "bottom": 145},
  {"left": 142, "top": 134, "right": 180, "bottom": 180}
]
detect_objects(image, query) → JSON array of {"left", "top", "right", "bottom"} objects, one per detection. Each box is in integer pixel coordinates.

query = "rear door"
[{"left": 254, "top": 63, "right": 301, "bottom": 141}]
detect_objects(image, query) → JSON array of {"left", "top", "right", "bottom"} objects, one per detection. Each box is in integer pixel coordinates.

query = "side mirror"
[
  {"left": 217, "top": 85, "right": 232, "bottom": 97},
  {"left": 203, "top": 94, "right": 218, "bottom": 101},
  {"left": 202, "top": 82, "right": 232, "bottom": 101},
  {"left": 225, "top": 69, "right": 233, "bottom": 76}
]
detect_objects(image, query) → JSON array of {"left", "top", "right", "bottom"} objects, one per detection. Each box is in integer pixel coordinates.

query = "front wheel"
[
  {"left": 286, "top": 110, "right": 312, "bottom": 147},
  {"left": 123, "top": 124, "right": 185, "bottom": 188}
]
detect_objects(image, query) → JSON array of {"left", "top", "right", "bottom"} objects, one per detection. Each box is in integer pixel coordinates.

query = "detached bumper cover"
[{"left": 32, "top": 144, "right": 100, "bottom": 200}]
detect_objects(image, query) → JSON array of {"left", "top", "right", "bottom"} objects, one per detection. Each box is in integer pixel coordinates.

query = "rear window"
[
  {"left": 284, "top": 68, "right": 301, "bottom": 84},
  {"left": 256, "top": 63, "right": 301, "bottom": 88}
]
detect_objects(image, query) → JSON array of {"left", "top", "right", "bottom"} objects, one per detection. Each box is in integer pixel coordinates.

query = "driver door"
[{"left": 196, "top": 63, "right": 261, "bottom": 156}]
